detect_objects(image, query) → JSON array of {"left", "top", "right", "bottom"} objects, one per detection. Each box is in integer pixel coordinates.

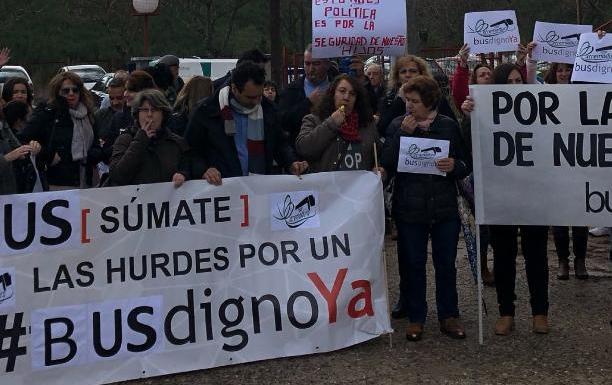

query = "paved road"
[{"left": 117, "top": 233, "right": 612, "bottom": 385}]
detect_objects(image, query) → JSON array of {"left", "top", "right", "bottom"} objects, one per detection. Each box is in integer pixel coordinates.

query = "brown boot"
[
  {"left": 533, "top": 315, "right": 549, "bottom": 334},
  {"left": 557, "top": 259, "right": 569, "bottom": 280},
  {"left": 440, "top": 317, "right": 466, "bottom": 339},
  {"left": 574, "top": 258, "right": 589, "bottom": 280},
  {"left": 494, "top": 316, "right": 514, "bottom": 336},
  {"left": 406, "top": 323, "right": 423, "bottom": 341}
]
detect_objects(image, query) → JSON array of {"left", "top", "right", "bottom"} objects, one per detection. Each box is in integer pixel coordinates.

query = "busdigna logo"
[
  {"left": 576, "top": 42, "right": 612, "bottom": 64},
  {"left": 537, "top": 31, "right": 581, "bottom": 49},
  {"left": 467, "top": 18, "right": 515, "bottom": 37}
]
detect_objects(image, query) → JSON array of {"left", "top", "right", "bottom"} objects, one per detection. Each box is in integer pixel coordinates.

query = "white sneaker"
[{"left": 589, "top": 227, "right": 610, "bottom": 237}]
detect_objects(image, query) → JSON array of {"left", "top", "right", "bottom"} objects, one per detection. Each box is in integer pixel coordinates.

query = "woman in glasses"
[
  {"left": 20, "top": 71, "right": 101, "bottom": 190},
  {"left": 109, "top": 89, "right": 190, "bottom": 187},
  {"left": 296, "top": 74, "right": 381, "bottom": 174}
]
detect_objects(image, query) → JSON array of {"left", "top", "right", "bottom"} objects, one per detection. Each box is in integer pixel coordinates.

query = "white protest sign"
[
  {"left": 312, "top": 0, "right": 407, "bottom": 58},
  {"left": 470, "top": 84, "right": 612, "bottom": 226},
  {"left": 571, "top": 33, "right": 612, "bottom": 84},
  {"left": 464, "top": 10, "right": 520, "bottom": 54},
  {"left": 532, "top": 22, "right": 592, "bottom": 64},
  {"left": 397, "top": 137, "right": 449, "bottom": 176},
  {"left": 0, "top": 172, "right": 391, "bottom": 385}
]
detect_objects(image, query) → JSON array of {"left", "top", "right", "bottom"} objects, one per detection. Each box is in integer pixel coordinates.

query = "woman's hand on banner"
[
  {"left": 172, "top": 173, "right": 185, "bottom": 187},
  {"left": 3, "top": 145, "right": 31, "bottom": 162},
  {"left": 372, "top": 166, "right": 386, "bottom": 180},
  {"left": 29, "top": 140, "right": 42, "bottom": 156},
  {"left": 291, "top": 161, "right": 309, "bottom": 178},
  {"left": 203, "top": 167, "right": 222, "bottom": 186}
]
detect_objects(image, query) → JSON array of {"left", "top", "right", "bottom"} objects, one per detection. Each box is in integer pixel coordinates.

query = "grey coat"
[{"left": 296, "top": 114, "right": 379, "bottom": 173}]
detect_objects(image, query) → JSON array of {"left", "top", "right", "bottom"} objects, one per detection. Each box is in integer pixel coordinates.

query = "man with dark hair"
[
  {"left": 277, "top": 44, "right": 331, "bottom": 149},
  {"left": 185, "top": 61, "right": 307, "bottom": 184},
  {"left": 213, "top": 49, "right": 270, "bottom": 90},
  {"left": 95, "top": 77, "right": 126, "bottom": 142}
]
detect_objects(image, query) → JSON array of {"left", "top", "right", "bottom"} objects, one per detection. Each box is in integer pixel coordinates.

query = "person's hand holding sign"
[
  {"left": 331, "top": 104, "right": 346, "bottom": 126},
  {"left": 400, "top": 113, "right": 418, "bottom": 134},
  {"left": 435, "top": 157, "right": 455, "bottom": 173}
]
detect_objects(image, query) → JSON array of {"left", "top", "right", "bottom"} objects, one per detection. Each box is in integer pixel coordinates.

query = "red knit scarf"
[{"left": 338, "top": 111, "right": 360, "bottom": 142}]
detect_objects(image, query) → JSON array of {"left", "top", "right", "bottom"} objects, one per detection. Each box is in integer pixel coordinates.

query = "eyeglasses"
[
  {"left": 399, "top": 68, "right": 420, "bottom": 74},
  {"left": 138, "top": 107, "right": 161, "bottom": 114},
  {"left": 336, "top": 89, "right": 356, "bottom": 97},
  {"left": 59, "top": 86, "right": 80, "bottom": 96}
]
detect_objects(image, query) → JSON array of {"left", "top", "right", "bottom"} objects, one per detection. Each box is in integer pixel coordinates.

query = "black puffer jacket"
[
  {"left": 20, "top": 102, "right": 102, "bottom": 187},
  {"left": 381, "top": 114, "right": 471, "bottom": 224}
]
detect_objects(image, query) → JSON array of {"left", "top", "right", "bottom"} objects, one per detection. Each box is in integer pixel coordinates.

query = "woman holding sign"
[
  {"left": 380, "top": 76, "right": 471, "bottom": 342},
  {"left": 523, "top": 41, "right": 591, "bottom": 280},
  {"left": 296, "top": 74, "right": 380, "bottom": 173},
  {"left": 462, "top": 63, "right": 551, "bottom": 335}
]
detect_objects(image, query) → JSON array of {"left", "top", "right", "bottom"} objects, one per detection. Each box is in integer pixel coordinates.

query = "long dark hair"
[
  {"left": 544, "top": 63, "right": 573, "bottom": 84},
  {"left": 314, "top": 74, "right": 373, "bottom": 127},
  {"left": 492, "top": 63, "right": 525, "bottom": 85},
  {"left": 1, "top": 78, "right": 33, "bottom": 106},
  {"left": 47, "top": 71, "right": 95, "bottom": 114}
]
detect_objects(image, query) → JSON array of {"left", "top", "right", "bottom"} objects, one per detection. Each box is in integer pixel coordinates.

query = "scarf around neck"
[
  {"left": 415, "top": 110, "right": 438, "bottom": 131},
  {"left": 69, "top": 103, "right": 94, "bottom": 161},
  {"left": 219, "top": 86, "right": 266, "bottom": 174},
  {"left": 338, "top": 111, "right": 360, "bottom": 142}
]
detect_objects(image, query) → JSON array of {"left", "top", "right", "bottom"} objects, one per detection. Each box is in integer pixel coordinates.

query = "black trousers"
[
  {"left": 552, "top": 226, "right": 588, "bottom": 261},
  {"left": 490, "top": 225, "right": 549, "bottom": 317}
]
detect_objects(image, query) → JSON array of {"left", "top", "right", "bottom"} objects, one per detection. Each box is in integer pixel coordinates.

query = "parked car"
[
  {"left": 0, "top": 65, "right": 33, "bottom": 95},
  {"left": 59, "top": 65, "right": 107, "bottom": 90}
]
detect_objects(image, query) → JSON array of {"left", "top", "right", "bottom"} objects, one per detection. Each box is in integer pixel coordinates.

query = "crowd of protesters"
[{"left": 0, "top": 30, "right": 610, "bottom": 342}]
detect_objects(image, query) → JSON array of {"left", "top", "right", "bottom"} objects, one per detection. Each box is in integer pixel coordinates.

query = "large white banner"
[
  {"left": 571, "top": 33, "right": 612, "bottom": 84},
  {"left": 464, "top": 10, "right": 521, "bottom": 54},
  {"left": 532, "top": 21, "right": 592, "bottom": 64},
  {"left": 311, "top": 0, "right": 407, "bottom": 58},
  {"left": 0, "top": 172, "right": 390, "bottom": 385},
  {"left": 471, "top": 84, "right": 612, "bottom": 226}
]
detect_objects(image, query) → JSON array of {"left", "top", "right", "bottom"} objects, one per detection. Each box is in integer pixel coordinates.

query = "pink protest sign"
[{"left": 312, "top": 0, "right": 407, "bottom": 58}]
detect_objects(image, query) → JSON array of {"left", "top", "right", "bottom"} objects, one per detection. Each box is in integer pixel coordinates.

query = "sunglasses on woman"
[{"left": 59, "top": 86, "right": 80, "bottom": 96}]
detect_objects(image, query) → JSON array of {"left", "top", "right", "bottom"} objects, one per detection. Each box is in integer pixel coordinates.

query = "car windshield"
[
  {"left": 0, "top": 69, "right": 28, "bottom": 83},
  {"left": 73, "top": 69, "right": 105, "bottom": 83}
]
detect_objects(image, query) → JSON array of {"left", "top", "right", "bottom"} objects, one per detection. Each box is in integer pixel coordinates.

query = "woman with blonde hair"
[
  {"left": 170, "top": 76, "right": 214, "bottom": 136},
  {"left": 378, "top": 55, "right": 456, "bottom": 139}
]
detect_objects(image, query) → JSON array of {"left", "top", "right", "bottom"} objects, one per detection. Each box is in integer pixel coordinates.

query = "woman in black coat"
[
  {"left": 20, "top": 71, "right": 101, "bottom": 189},
  {"left": 381, "top": 76, "right": 470, "bottom": 342}
]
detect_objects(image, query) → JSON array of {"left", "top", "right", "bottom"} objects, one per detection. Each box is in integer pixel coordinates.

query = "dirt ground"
[{"left": 117, "top": 232, "right": 612, "bottom": 385}]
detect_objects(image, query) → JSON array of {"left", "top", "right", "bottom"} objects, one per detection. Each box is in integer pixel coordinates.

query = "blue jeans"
[{"left": 395, "top": 219, "right": 461, "bottom": 324}]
